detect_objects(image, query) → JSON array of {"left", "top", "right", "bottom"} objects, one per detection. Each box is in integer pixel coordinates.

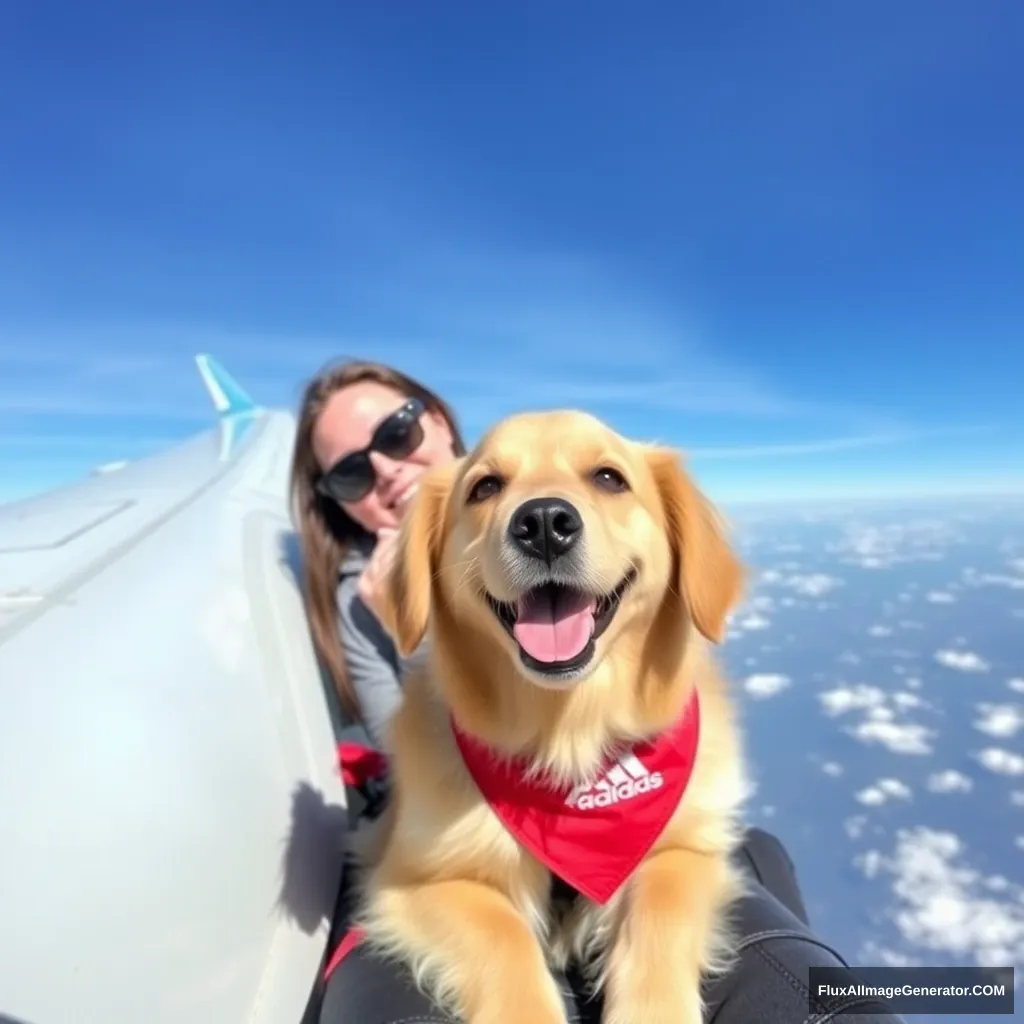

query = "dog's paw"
[
  {"left": 601, "top": 990, "right": 702, "bottom": 1024},
  {"left": 468, "top": 994, "right": 569, "bottom": 1024}
]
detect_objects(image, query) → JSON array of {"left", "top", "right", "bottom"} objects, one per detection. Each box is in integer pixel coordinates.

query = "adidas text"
[{"left": 569, "top": 772, "right": 663, "bottom": 809}]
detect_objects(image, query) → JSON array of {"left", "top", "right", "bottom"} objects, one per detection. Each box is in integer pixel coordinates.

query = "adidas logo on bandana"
[{"left": 565, "top": 752, "right": 664, "bottom": 810}]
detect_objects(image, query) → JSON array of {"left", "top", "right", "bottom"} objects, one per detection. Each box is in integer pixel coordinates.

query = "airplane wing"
[{"left": 0, "top": 357, "right": 348, "bottom": 1024}]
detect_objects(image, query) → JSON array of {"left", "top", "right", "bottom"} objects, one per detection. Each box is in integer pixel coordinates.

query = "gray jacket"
[{"left": 335, "top": 532, "right": 409, "bottom": 750}]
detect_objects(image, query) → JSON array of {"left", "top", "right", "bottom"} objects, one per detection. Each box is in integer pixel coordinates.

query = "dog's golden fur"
[{"left": 360, "top": 410, "right": 751, "bottom": 1024}]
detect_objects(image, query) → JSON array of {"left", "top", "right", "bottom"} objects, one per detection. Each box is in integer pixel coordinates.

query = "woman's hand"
[
  {"left": 357, "top": 527, "right": 399, "bottom": 623},
  {"left": 357, "top": 483, "right": 419, "bottom": 623}
]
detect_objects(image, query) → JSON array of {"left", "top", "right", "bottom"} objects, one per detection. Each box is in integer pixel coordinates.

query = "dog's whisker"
[{"left": 448, "top": 560, "right": 485, "bottom": 604}]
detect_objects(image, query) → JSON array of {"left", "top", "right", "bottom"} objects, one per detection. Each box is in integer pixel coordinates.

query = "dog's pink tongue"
[{"left": 513, "top": 588, "right": 596, "bottom": 664}]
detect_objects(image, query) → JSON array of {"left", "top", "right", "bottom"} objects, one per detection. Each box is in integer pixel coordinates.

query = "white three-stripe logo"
[{"left": 565, "top": 752, "right": 664, "bottom": 810}]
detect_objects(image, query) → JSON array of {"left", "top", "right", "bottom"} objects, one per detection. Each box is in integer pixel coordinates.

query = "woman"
[
  {"left": 289, "top": 358, "right": 466, "bottom": 750},
  {"left": 290, "top": 360, "right": 903, "bottom": 1024}
]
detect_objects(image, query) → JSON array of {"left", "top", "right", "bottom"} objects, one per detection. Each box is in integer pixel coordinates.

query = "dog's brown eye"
[
  {"left": 593, "top": 467, "right": 628, "bottom": 493},
  {"left": 468, "top": 475, "right": 503, "bottom": 504}
]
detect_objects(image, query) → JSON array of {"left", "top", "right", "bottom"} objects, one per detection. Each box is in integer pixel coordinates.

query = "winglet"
[{"left": 194, "top": 354, "right": 257, "bottom": 416}]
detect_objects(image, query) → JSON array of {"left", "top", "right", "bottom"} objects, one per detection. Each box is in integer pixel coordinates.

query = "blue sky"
[{"left": 1, "top": 1, "right": 1022, "bottom": 506}]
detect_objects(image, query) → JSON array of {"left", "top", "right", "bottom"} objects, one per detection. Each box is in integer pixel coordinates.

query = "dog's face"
[{"left": 377, "top": 410, "right": 743, "bottom": 691}]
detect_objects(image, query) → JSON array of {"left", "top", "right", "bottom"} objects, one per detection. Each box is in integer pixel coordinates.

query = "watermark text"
[{"left": 808, "top": 965, "right": 1014, "bottom": 1015}]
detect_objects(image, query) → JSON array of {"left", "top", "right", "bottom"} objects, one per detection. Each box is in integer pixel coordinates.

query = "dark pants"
[{"left": 317, "top": 826, "right": 903, "bottom": 1023}]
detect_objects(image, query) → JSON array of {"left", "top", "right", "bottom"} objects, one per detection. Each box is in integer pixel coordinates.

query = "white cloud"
[
  {"left": 829, "top": 520, "right": 960, "bottom": 569},
  {"left": 327, "top": 262, "right": 865, "bottom": 429},
  {"left": 819, "top": 683, "right": 888, "bottom": 717},
  {"left": 744, "top": 673, "right": 791, "bottom": 699},
  {"left": 857, "top": 942, "right": 919, "bottom": 967},
  {"left": 0, "top": 431, "right": 187, "bottom": 452},
  {"left": 688, "top": 434, "right": 912, "bottom": 460},
  {"left": 856, "top": 778, "right": 912, "bottom": 805},
  {"left": 850, "top": 719, "right": 934, "bottom": 755},
  {"left": 738, "top": 612, "right": 771, "bottom": 631},
  {"left": 818, "top": 683, "right": 935, "bottom": 755},
  {"left": 844, "top": 814, "right": 869, "bottom": 840},
  {"left": 867, "top": 624, "right": 894, "bottom": 637},
  {"left": 821, "top": 761, "right": 844, "bottom": 777},
  {"left": 934, "top": 649, "right": 990, "bottom": 673},
  {"left": 5, "top": 296, "right": 808, "bottom": 425},
  {"left": 688, "top": 425, "right": 997, "bottom": 462},
  {"left": 926, "top": 590, "right": 956, "bottom": 604},
  {"left": 0, "top": 324, "right": 344, "bottom": 376},
  {"left": 974, "top": 748, "right": 1024, "bottom": 776},
  {"left": 973, "top": 703, "right": 1024, "bottom": 739},
  {"left": 1012, "top": 791, "right": 1024, "bottom": 808},
  {"left": 1007, "top": 678, "right": 1024, "bottom": 694},
  {"left": 0, "top": 326, "right": 332, "bottom": 421},
  {"left": 926, "top": 770, "right": 974, "bottom": 794},
  {"left": 757, "top": 569, "right": 843, "bottom": 598},
  {"left": 788, "top": 573, "right": 841, "bottom": 597},
  {"left": 856, "top": 827, "right": 1024, "bottom": 966},
  {"left": 962, "top": 567, "right": 1024, "bottom": 591},
  {"left": 0, "top": 387, "right": 211, "bottom": 421},
  {"left": 892, "top": 691, "right": 923, "bottom": 711}
]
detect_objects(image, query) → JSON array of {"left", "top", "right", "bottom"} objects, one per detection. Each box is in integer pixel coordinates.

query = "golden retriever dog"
[{"left": 361, "top": 409, "right": 751, "bottom": 1024}]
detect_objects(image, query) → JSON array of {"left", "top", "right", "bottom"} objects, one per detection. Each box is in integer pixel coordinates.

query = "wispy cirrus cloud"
[
  {"left": 0, "top": 431, "right": 186, "bottom": 451},
  {"left": 0, "top": 308, "right": 865, "bottom": 432},
  {"left": 0, "top": 236, "right": 890, "bottom": 435},
  {"left": 0, "top": 323, "right": 340, "bottom": 424},
  {"left": 0, "top": 239, "right": 978, "bottom": 483},
  {"left": 687, "top": 425, "right": 999, "bottom": 462}
]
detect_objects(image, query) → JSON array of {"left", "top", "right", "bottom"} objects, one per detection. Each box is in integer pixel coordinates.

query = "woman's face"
[{"left": 312, "top": 380, "right": 456, "bottom": 534}]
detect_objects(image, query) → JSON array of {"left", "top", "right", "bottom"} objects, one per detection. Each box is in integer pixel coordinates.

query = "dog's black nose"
[{"left": 508, "top": 497, "right": 583, "bottom": 563}]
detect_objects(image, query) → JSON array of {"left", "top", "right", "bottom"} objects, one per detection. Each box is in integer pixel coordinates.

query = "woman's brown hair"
[{"left": 289, "top": 359, "right": 467, "bottom": 720}]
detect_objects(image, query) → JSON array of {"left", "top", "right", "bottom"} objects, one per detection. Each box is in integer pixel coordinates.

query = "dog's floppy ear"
[
  {"left": 645, "top": 446, "right": 744, "bottom": 643},
  {"left": 375, "top": 459, "right": 460, "bottom": 657}
]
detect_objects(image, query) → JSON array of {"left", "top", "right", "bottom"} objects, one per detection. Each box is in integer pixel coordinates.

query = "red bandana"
[{"left": 451, "top": 692, "right": 701, "bottom": 905}]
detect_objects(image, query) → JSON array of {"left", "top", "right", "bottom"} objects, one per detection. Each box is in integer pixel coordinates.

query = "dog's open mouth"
[{"left": 486, "top": 568, "right": 638, "bottom": 676}]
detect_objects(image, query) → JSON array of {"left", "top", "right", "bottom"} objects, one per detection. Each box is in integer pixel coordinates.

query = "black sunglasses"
[{"left": 316, "top": 397, "right": 427, "bottom": 504}]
